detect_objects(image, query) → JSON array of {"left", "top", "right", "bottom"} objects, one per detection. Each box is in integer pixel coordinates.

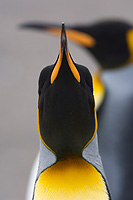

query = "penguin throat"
[{"left": 34, "top": 157, "right": 109, "bottom": 200}]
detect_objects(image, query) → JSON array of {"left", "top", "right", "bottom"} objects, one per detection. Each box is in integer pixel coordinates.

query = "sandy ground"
[{"left": 0, "top": 0, "right": 133, "bottom": 199}]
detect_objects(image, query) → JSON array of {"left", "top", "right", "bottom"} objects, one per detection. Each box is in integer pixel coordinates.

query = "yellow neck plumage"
[{"left": 34, "top": 157, "right": 109, "bottom": 200}]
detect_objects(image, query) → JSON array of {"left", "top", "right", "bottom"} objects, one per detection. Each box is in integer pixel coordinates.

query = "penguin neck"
[
  {"left": 57, "top": 153, "right": 82, "bottom": 162},
  {"left": 34, "top": 154, "right": 109, "bottom": 200}
]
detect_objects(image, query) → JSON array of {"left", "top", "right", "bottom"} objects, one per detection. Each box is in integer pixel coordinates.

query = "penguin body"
[
  {"left": 98, "top": 64, "right": 133, "bottom": 200},
  {"left": 30, "top": 24, "right": 110, "bottom": 200}
]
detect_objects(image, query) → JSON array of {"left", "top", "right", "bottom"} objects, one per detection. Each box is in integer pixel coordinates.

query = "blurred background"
[{"left": 0, "top": 0, "right": 133, "bottom": 200}]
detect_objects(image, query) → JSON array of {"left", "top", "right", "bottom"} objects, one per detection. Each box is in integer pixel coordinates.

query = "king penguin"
[
  {"left": 21, "top": 20, "right": 133, "bottom": 200},
  {"left": 30, "top": 23, "right": 111, "bottom": 200}
]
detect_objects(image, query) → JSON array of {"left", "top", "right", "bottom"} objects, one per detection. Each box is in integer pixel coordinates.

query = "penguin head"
[
  {"left": 73, "top": 20, "right": 133, "bottom": 68},
  {"left": 38, "top": 23, "right": 97, "bottom": 160}
]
